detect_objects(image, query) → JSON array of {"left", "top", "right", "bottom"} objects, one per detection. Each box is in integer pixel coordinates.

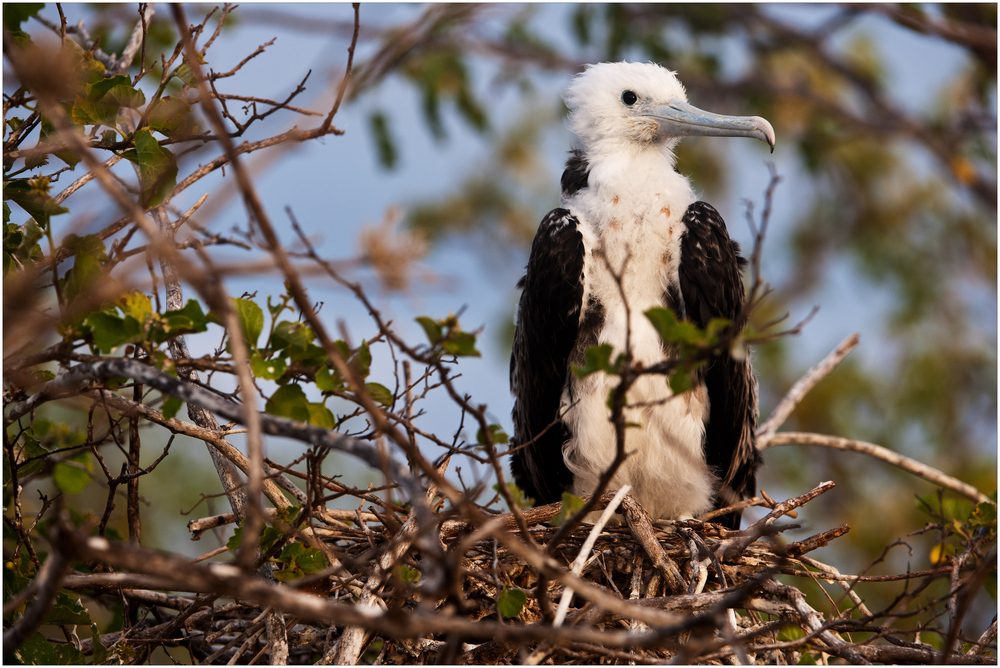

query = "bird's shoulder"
[
  {"left": 677, "top": 200, "right": 747, "bottom": 328},
  {"left": 561, "top": 148, "right": 591, "bottom": 197},
  {"left": 681, "top": 201, "right": 746, "bottom": 268}
]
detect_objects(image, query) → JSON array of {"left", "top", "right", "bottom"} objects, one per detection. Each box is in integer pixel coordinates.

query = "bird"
[{"left": 509, "top": 62, "right": 772, "bottom": 530}]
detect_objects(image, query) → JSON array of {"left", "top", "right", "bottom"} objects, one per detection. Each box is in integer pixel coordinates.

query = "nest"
[{"left": 44, "top": 478, "right": 991, "bottom": 665}]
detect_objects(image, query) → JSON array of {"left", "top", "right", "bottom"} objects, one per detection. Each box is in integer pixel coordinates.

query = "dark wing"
[
  {"left": 679, "top": 201, "right": 760, "bottom": 530},
  {"left": 510, "top": 208, "right": 586, "bottom": 506}
]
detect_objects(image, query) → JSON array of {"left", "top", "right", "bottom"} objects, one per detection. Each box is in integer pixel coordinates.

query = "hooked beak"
[{"left": 646, "top": 99, "right": 775, "bottom": 152}]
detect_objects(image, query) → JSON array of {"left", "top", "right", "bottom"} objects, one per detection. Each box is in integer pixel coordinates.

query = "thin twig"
[
  {"left": 553, "top": 485, "right": 631, "bottom": 627},
  {"left": 757, "top": 333, "right": 861, "bottom": 437}
]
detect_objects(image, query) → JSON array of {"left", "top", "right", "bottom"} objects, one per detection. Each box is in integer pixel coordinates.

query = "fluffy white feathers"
[{"left": 565, "top": 62, "right": 689, "bottom": 156}]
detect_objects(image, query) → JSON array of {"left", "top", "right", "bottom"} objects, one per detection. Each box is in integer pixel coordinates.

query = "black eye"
[{"left": 621, "top": 90, "right": 638, "bottom": 106}]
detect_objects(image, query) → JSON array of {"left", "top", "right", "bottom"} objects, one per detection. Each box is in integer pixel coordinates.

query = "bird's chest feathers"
[
  {"left": 575, "top": 195, "right": 691, "bottom": 364},
  {"left": 571, "top": 156, "right": 695, "bottom": 318}
]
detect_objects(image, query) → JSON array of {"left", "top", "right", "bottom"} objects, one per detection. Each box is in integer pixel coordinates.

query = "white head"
[{"left": 564, "top": 62, "right": 774, "bottom": 158}]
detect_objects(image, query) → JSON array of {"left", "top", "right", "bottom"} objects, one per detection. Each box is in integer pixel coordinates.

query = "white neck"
[{"left": 564, "top": 143, "right": 697, "bottom": 234}]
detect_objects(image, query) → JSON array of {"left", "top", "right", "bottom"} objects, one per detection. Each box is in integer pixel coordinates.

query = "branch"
[
  {"left": 320, "top": 2, "right": 360, "bottom": 134},
  {"left": 5, "top": 357, "right": 429, "bottom": 507},
  {"left": 83, "top": 388, "right": 300, "bottom": 509},
  {"left": 757, "top": 333, "right": 861, "bottom": 437},
  {"left": 759, "top": 432, "right": 991, "bottom": 504},
  {"left": 553, "top": 485, "right": 631, "bottom": 626}
]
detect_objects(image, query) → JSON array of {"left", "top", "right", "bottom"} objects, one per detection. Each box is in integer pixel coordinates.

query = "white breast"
[{"left": 559, "top": 154, "right": 716, "bottom": 520}]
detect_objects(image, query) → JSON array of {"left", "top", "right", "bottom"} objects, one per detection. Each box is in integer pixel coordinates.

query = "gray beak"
[{"left": 646, "top": 99, "right": 775, "bottom": 152}]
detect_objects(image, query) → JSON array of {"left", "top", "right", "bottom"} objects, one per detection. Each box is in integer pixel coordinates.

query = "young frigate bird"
[{"left": 510, "top": 62, "right": 773, "bottom": 529}]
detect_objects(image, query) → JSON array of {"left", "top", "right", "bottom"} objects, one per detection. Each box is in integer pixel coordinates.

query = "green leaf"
[
  {"left": 147, "top": 96, "right": 199, "bottom": 136},
  {"left": 38, "top": 114, "right": 81, "bottom": 168},
  {"left": 24, "top": 151, "right": 48, "bottom": 170},
  {"left": 53, "top": 461, "right": 90, "bottom": 494},
  {"left": 261, "top": 527, "right": 286, "bottom": 553},
  {"left": 3, "top": 552, "right": 35, "bottom": 610},
  {"left": 171, "top": 60, "right": 198, "bottom": 86},
  {"left": 251, "top": 353, "right": 287, "bottom": 381},
  {"left": 232, "top": 297, "right": 264, "bottom": 349},
  {"left": 3, "top": 4, "right": 44, "bottom": 33},
  {"left": 122, "top": 129, "right": 177, "bottom": 208},
  {"left": 415, "top": 316, "right": 443, "bottom": 345},
  {"left": 495, "top": 481, "right": 534, "bottom": 510},
  {"left": 354, "top": 340, "right": 372, "bottom": 378},
  {"left": 315, "top": 365, "right": 343, "bottom": 393},
  {"left": 85, "top": 311, "right": 144, "bottom": 353},
  {"left": 497, "top": 586, "right": 527, "bottom": 619},
  {"left": 4, "top": 219, "right": 43, "bottom": 275},
  {"left": 227, "top": 524, "right": 283, "bottom": 553},
  {"left": 294, "top": 343, "right": 328, "bottom": 366},
  {"left": 3, "top": 4, "right": 44, "bottom": 45},
  {"left": 396, "top": 563, "right": 421, "bottom": 584},
  {"left": 550, "top": 492, "right": 586, "bottom": 527},
  {"left": 283, "top": 542, "right": 326, "bottom": 573},
  {"left": 153, "top": 299, "right": 209, "bottom": 342},
  {"left": 668, "top": 367, "right": 695, "bottom": 395},
  {"left": 777, "top": 625, "right": 806, "bottom": 642},
  {"left": 44, "top": 591, "right": 92, "bottom": 625},
  {"left": 13, "top": 435, "right": 49, "bottom": 478},
  {"left": 442, "top": 331, "right": 481, "bottom": 357},
  {"left": 15, "top": 631, "right": 86, "bottom": 665},
  {"left": 87, "top": 74, "right": 146, "bottom": 109},
  {"left": 273, "top": 540, "right": 328, "bottom": 582},
  {"left": 272, "top": 504, "right": 302, "bottom": 526},
  {"left": 60, "top": 234, "right": 106, "bottom": 305},
  {"left": 307, "top": 402, "right": 336, "bottom": 429},
  {"left": 71, "top": 96, "right": 114, "bottom": 127},
  {"left": 91, "top": 624, "right": 108, "bottom": 664},
  {"left": 266, "top": 295, "right": 290, "bottom": 318},
  {"left": 270, "top": 320, "right": 315, "bottom": 356},
  {"left": 265, "top": 383, "right": 310, "bottom": 423},
  {"left": 970, "top": 500, "right": 997, "bottom": 528},
  {"left": 34, "top": 418, "right": 87, "bottom": 448},
  {"left": 3, "top": 178, "right": 70, "bottom": 228},
  {"left": 573, "top": 343, "right": 615, "bottom": 378},
  {"left": 705, "top": 317, "right": 731, "bottom": 341},
  {"left": 369, "top": 110, "right": 398, "bottom": 169},
  {"left": 476, "top": 423, "right": 509, "bottom": 445},
  {"left": 162, "top": 396, "right": 183, "bottom": 420},
  {"left": 415, "top": 313, "right": 481, "bottom": 357},
  {"left": 364, "top": 382, "right": 394, "bottom": 407},
  {"left": 118, "top": 291, "right": 152, "bottom": 323},
  {"left": 645, "top": 307, "right": 703, "bottom": 347},
  {"left": 72, "top": 74, "right": 147, "bottom": 128}
]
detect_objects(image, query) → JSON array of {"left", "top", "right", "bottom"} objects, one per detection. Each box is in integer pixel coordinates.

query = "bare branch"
[
  {"left": 757, "top": 333, "right": 861, "bottom": 437},
  {"left": 759, "top": 432, "right": 991, "bottom": 504}
]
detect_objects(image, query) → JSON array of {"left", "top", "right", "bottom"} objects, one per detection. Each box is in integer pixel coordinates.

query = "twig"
[
  {"left": 761, "top": 579, "right": 869, "bottom": 664},
  {"left": 320, "top": 3, "right": 360, "bottom": 133},
  {"left": 757, "top": 333, "right": 861, "bottom": 437},
  {"left": 621, "top": 495, "right": 686, "bottom": 592},
  {"left": 759, "top": 432, "right": 991, "bottom": 504},
  {"left": 553, "top": 485, "right": 631, "bottom": 627},
  {"left": 716, "top": 480, "right": 836, "bottom": 562}
]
